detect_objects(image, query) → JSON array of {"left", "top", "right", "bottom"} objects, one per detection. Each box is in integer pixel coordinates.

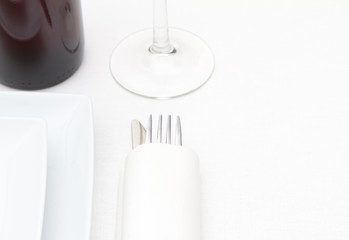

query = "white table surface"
[{"left": 1, "top": 0, "right": 349, "bottom": 239}]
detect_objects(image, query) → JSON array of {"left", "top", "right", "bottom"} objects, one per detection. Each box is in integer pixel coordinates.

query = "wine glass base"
[{"left": 110, "top": 28, "right": 215, "bottom": 99}]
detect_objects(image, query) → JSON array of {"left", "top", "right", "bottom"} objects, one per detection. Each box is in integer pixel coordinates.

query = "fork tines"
[{"left": 146, "top": 115, "right": 182, "bottom": 146}]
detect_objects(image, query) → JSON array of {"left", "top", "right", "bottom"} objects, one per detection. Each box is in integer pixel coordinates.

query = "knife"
[{"left": 131, "top": 120, "right": 146, "bottom": 149}]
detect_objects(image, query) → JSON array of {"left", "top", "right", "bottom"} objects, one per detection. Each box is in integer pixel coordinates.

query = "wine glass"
[{"left": 110, "top": 0, "right": 214, "bottom": 99}]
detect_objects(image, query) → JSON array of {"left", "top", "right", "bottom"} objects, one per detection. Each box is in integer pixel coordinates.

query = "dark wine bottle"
[{"left": 0, "top": 0, "right": 84, "bottom": 89}]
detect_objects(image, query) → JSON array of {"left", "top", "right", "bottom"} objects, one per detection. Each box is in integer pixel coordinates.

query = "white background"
[{"left": 1, "top": 0, "right": 349, "bottom": 239}]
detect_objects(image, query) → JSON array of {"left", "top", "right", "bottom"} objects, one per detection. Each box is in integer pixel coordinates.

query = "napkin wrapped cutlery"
[{"left": 121, "top": 115, "right": 201, "bottom": 240}]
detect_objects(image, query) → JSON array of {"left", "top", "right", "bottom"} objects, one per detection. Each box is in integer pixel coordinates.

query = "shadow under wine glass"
[{"left": 110, "top": 0, "right": 215, "bottom": 99}]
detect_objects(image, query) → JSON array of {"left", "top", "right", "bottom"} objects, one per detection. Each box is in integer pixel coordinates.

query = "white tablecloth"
[{"left": 1, "top": 0, "right": 349, "bottom": 239}]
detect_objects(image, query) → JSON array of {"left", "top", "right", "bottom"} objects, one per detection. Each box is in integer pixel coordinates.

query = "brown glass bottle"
[{"left": 0, "top": 0, "right": 84, "bottom": 89}]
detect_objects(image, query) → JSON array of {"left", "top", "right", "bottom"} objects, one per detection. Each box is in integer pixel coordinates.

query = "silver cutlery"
[
  {"left": 131, "top": 120, "right": 146, "bottom": 149},
  {"left": 132, "top": 115, "right": 182, "bottom": 149}
]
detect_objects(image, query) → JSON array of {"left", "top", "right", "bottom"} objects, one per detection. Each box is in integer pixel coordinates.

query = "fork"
[{"left": 145, "top": 114, "right": 182, "bottom": 146}]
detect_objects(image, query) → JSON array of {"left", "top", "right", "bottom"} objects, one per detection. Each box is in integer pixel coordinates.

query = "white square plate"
[
  {"left": 0, "top": 92, "right": 94, "bottom": 240},
  {"left": 0, "top": 117, "right": 47, "bottom": 240}
]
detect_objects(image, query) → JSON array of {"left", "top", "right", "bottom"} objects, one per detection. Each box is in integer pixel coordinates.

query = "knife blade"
[{"left": 131, "top": 120, "right": 146, "bottom": 149}]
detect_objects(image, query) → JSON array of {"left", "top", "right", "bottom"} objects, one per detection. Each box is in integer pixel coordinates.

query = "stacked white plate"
[
  {"left": 0, "top": 92, "right": 94, "bottom": 240},
  {"left": 0, "top": 117, "right": 47, "bottom": 239}
]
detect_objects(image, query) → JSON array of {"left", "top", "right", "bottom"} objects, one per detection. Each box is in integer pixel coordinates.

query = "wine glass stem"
[{"left": 150, "top": 0, "right": 175, "bottom": 54}]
